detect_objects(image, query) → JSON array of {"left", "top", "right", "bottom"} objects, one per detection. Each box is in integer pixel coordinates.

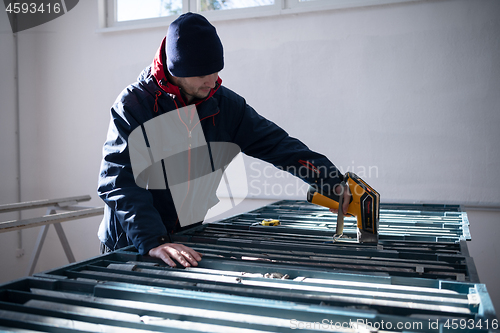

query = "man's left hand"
[{"left": 148, "top": 243, "right": 203, "bottom": 268}]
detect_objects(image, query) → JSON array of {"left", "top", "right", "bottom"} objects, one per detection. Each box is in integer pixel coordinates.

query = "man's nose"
[{"left": 205, "top": 73, "right": 218, "bottom": 88}]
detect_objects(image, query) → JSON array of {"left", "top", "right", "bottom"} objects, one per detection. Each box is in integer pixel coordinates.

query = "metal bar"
[
  {"left": 62, "top": 269, "right": 473, "bottom": 317},
  {"left": 21, "top": 281, "right": 432, "bottom": 332},
  {"left": 103, "top": 264, "right": 471, "bottom": 306},
  {"left": 53, "top": 223, "right": 76, "bottom": 263},
  {"left": 26, "top": 225, "right": 50, "bottom": 276},
  {"left": 0, "top": 308, "right": 181, "bottom": 333},
  {"left": 0, "top": 195, "right": 92, "bottom": 214},
  {"left": 21, "top": 288, "right": 315, "bottom": 331},
  {"left": 0, "top": 207, "right": 104, "bottom": 234},
  {"left": 39, "top": 255, "right": 472, "bottom": 307}
]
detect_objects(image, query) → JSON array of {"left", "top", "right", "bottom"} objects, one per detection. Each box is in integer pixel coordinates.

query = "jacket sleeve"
[
  {"left": 231, "top": 99, "right": 344, "bottom": 191},
  {"left": 97, "top": 94, "right": 170, "bottom": 255}
]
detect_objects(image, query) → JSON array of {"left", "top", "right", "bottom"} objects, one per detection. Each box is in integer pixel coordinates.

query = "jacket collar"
[{"left": 152, "top": 37, "right": 222, "bottom": 107}]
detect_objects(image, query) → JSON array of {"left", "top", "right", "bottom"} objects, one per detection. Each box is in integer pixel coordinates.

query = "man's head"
[
  {"left": 169, "top": 73, "right": 219, "bottom": 103},
  {"left": 166, "top": 12, "right": 224, "bottom": 78}
]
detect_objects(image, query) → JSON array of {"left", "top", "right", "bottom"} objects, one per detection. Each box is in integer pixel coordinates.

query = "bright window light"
[
  {"left": 200, "top": 0, "right": 274, "bottom": 11},
  {"left": 116, "top": 0, "right": 182, "bottom": 22},
  {"left": 103, "top": 0, "right": 420, "bottom": 30}
]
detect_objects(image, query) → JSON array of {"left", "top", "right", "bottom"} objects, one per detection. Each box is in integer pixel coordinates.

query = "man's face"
[{"left": 173, "top": 73, "right": 219, "bottom": 103}]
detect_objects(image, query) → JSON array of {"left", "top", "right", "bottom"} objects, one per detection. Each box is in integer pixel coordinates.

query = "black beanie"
[{"left": 166, "top": 12, "right": 224, "bottom": 77}]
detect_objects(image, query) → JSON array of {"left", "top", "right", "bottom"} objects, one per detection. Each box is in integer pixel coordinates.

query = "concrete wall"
[
  {"left": 0, "top": 0, "right": 498, "bottom": 311},
  {"left": 0, "top": 3, "right": 26, "bottom": 283}
]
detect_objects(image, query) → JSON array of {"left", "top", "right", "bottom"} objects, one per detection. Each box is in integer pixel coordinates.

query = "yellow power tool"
[{"left": 307, "top": 172, "right": 380, "bottom": 243}]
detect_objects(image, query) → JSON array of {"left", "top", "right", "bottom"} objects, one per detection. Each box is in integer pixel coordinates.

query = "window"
[
  {"left": 200, "top": 0, "right": 275, "bottom": 12},
  {"left": 99, "top": 0, "right": 418, "bottom": 31},
  {"left": 116, "top": 0, "right": 182, "bottom": 22}
]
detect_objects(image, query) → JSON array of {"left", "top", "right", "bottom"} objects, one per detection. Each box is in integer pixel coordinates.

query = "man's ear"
[{"left": 165, "top": 70, "right": 177, "bottom": 85}]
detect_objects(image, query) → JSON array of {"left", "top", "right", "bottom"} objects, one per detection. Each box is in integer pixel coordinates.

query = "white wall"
[
  {"left": 219, "top": 1, "right": 500, "bottom": 206},
  {"left": 0, "top": 0, "right": 499, "bottom": 311},
  {"left": 0, "top": 3, "right": 27, "bottom": 283}
]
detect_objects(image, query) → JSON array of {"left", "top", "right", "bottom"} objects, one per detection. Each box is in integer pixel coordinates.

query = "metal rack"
[
  {"left": 208, "top": 200, "right": 472, "bottom": 243},
  {"left": 171, "top": 200, "right": 476, "bottom": 282}
]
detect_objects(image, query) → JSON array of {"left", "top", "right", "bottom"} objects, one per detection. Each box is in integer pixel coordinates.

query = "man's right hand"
[
  {"left": 329, "top": 182, "right": 351, "bottom": 216},
  {"left": 148, "top": 243, "right": 202, "bottom": 268}
]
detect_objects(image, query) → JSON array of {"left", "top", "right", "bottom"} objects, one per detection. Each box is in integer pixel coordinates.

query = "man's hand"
[
  {"left": 329, "top": 182, "right": 351, "bottom": 216},
  {"left": 148, "top": 243, "right": 202, "bottom": 268}
]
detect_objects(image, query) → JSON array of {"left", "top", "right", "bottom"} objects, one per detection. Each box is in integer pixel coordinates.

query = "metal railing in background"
[{"left": 0, "top": 195, "right": 104, "bottom": 275}]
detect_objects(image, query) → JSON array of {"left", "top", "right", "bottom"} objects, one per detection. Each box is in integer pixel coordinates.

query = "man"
[{"left": 97, "top": 12, "right": 350, "bottom": 268}]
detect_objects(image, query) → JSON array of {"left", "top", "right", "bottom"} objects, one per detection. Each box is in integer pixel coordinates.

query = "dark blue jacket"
[{"left": 97, "top": 37, "right": 343, "bottom": 254}]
